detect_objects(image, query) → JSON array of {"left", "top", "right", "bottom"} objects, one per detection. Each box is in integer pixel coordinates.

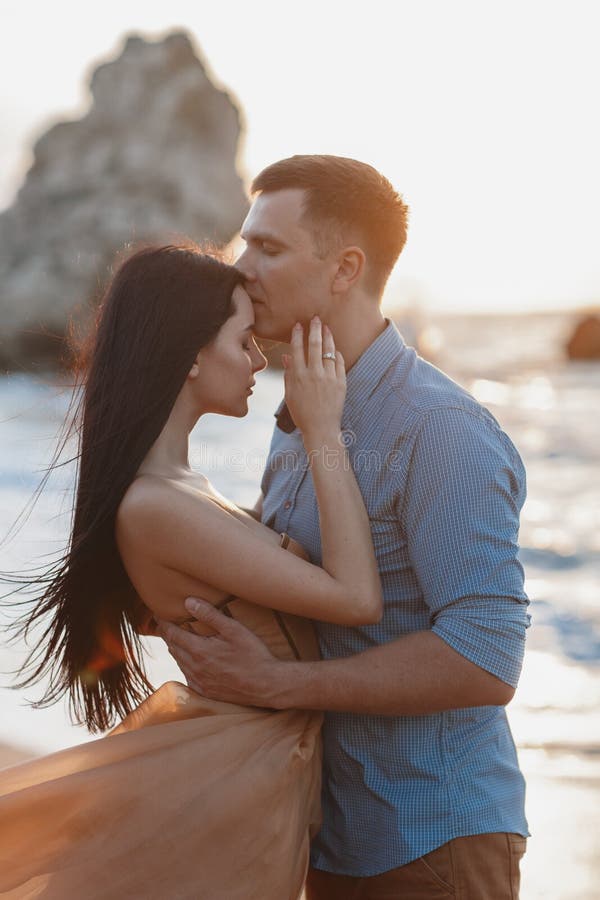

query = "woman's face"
[{"left": 192, "top": 285, "right": 267, "bottom": 417}]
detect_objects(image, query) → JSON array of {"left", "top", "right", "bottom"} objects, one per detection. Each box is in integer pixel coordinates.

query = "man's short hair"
[{"left": 251, "top": 155, "right": 409, "bottom": 296}]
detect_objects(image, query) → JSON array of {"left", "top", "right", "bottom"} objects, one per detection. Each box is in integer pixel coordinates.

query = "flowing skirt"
[{"left": 0, "top": 681, "right": 322, "bottom": 899}]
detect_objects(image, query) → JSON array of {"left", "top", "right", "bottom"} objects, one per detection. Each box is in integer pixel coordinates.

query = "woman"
[{"left": 0, "top": 244, "right": 381, "bottom": 899}]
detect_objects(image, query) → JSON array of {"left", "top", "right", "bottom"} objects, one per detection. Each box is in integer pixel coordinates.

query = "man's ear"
[{"left": 331, "top": 246, "right": 366, "bottom": 294}]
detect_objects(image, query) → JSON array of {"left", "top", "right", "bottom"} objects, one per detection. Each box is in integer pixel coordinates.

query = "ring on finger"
[{"left": 322, "top": 352, "right": 336, "bottom": 361}]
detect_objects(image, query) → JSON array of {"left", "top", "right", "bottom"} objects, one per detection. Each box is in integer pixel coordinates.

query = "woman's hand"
[{"left": 283, "top": 317, "right": 346, "bottom": 445}]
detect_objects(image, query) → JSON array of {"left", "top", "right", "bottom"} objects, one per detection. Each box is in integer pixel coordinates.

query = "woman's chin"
[{"left": 214, "top": 399, "right": 250, "bottom": 419}]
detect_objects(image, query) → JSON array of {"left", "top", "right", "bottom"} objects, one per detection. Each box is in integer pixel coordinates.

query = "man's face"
[{"left": 236, "top": 188, "right": 336, "bottom": 342}]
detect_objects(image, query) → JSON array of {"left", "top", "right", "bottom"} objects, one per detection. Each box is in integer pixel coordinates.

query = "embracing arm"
[
  {"left": 162, "top": 604, "right": 514, "bottom": 712},
  {"left": 256, "top": 631, "right": 516, "bottom": 712},
  {"left": 120, "top": 482, "right": 382, "bottom": 625}
]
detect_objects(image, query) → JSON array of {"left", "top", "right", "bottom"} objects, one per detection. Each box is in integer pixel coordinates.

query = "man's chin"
[
  {"left": 253, "top": 317, "right": 291, "bottom": 344},
  {"left": 251, "top": 307, "right": 285, "bottom": 342}
]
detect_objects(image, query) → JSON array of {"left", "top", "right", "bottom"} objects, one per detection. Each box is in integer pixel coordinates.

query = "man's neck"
[{"left": 328, "top": 303, "right": 387, "bottom": 371}]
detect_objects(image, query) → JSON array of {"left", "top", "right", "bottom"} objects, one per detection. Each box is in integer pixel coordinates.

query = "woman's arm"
[
  {"left": 117, "top": 320, "right": 382, "bottom": 626},
  {"left": 283, "top": 318, "right": 382, "bottom": 619}
]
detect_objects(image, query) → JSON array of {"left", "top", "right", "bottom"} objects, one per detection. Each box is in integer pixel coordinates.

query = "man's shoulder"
[
  {"left": 379, "top": 348, "right": 491, "bottom": 426},
  {"left": 374, "top": 351, "right": 524, "bottom": 477}
]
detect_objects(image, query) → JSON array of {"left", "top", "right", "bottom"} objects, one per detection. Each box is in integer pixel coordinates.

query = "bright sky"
[{"left": 1, "top": 0, "right": 598, "bottom": 312}]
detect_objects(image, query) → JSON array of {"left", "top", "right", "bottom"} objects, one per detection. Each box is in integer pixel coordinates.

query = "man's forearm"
[{"left": 268, "top": 630, "right": 515, "bottom": 715}]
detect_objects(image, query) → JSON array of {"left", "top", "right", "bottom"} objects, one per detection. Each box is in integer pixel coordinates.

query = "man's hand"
[{"left": 157, "top": 598, "right": 283, "bottom": 707}]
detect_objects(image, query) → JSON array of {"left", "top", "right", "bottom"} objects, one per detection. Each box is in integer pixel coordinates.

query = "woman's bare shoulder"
[
  {"left": 116, "top": 475, "right": 215, "bottom": 540},
  {"left": 119, "top": 473, "right": 182, "bottom": 511},
  {"left": 116, "top": 474, "right": 288, "bottom": 577}
]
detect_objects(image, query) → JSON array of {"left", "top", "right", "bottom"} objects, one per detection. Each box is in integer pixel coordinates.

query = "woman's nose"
[
  {"left": 236, "top": 248, "right": 255, "bottom": 280},
  {"left": 252, "top": 345, "right": 268, "bottom": 372}
]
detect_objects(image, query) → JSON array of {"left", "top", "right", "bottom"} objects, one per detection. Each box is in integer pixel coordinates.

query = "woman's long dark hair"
[{"left": 6, "top": 243, "right": 243, "bottom": 732}]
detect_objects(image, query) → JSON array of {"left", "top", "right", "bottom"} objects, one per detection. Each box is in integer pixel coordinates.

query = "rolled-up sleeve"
[{"left": 399, "top": 406, "right": 530, "bottom": 687}]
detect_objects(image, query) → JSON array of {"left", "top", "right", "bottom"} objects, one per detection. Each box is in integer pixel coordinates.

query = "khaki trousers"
[{"left": 305, "top": 832, "right": 527, "bottom": 899}]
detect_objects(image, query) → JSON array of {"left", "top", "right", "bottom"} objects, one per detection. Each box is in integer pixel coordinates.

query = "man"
[{"left": 161, "top": 155, "right": 530, "bottom": 897}]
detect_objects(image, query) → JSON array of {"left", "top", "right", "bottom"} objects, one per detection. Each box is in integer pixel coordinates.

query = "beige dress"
[{"left": 0, "top": 600, "right": 322, "bottom": 899}]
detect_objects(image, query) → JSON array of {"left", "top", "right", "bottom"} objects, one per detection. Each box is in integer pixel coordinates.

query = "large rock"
[
  {"left": 0, "top": 32, "right": 248, "bottom": 369},
  {"left": 566, "top": 313, "right": 600, "bottom": 360}
]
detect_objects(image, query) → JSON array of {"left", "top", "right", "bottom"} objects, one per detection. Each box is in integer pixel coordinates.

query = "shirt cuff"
[{"left": 431, "top": 603, "right": 531, "bottom": 688}]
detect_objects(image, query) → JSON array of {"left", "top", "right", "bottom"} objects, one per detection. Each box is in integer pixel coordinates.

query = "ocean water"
[{"left": 1, "top": 311, "right": 599, "bottom": 896}]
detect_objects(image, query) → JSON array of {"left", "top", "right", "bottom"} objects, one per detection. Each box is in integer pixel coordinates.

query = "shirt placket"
[{"left": 277, "top": 434, "right": 310, "bottom": 533}]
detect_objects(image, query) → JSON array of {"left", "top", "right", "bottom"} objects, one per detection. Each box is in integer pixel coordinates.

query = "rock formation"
[
  {"left": 566, "top": 313, "right": 600, "bottom": 360},
  {"left": 0, "top": 32, "right": 248, "bottom": 369}
]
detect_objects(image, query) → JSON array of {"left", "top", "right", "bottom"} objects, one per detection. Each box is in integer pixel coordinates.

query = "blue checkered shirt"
[{"left": 260, "top": 321, "right": 530, "bottom": 876}]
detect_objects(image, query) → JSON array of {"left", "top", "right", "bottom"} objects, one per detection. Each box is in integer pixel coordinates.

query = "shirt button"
[{"left": 283, "top": 500, "right": 292, "bottom": 510}]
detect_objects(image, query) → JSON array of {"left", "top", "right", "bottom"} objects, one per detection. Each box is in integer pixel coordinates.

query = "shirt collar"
[
  {"left": 274, "top": 320, "right": 406, "bottom": 434},
  {"left": 343, "top": 319, "right": 405, "bottom": 422}
]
